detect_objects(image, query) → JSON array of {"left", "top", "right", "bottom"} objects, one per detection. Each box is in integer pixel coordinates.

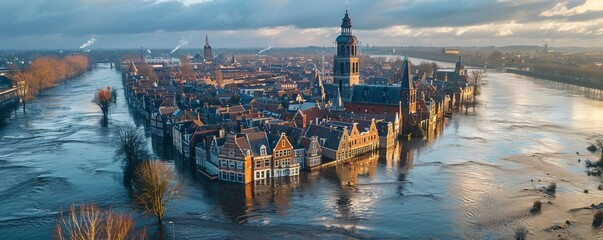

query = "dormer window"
[{"left": 260, "top": 145, "right": 267, "bottom": 156}]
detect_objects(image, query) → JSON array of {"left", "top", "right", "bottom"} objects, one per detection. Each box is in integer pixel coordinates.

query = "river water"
[{"left": 1, "top": 63, "right": 603, "bottom": 239}]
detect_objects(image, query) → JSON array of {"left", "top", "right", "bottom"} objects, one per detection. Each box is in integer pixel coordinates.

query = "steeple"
[
  {"left": 312, "top": 67, "right": 325, "bottom": 102},
  {"left": 128, "top": 60, "right": 138, "bottom": 75},
  {"left": 341, "top": 9, "right": 352, "bottom": 35},
  {"left": 399, "top": 57, "right": 417, "bottom": 133},
  {"left": 455, "top": 55, "right": 463, "bottom": 70},
  {"left": 313, "top": 68, "right": 323, "bottom": 88},
  {"left": 204, "top": 34, "right": 213, "bottom": 63},
  {"left": 401, "top": 57, "right": 413, "bottom": 90},
  {"left": 455, "top": 55, "right": 465, "bottom": 76}
]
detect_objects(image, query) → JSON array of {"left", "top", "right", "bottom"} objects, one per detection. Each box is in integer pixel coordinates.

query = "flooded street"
[{"left": 1, "top": 63, "right": 603, "bottom": 239}]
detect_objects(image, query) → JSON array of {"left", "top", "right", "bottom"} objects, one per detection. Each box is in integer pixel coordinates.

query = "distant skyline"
[{"left": 1, "top": 0, "right": 603, "bottom": 50}]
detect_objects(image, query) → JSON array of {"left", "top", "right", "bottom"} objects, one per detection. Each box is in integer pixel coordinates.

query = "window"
[
  {"left": 256, "top": 172, "right": 260, "bottom": 179},
  {"left": 256, "top": 161, "right": 261, "bottom": 168},
  {"left": 264, "top": 159, "right": 270, "bottom": 167},
  {"left": 261, "top": 171, "right": 265, "bottom": 178},
  {"left": 229, "top": 161, "right": 235, "bottom": 169},
  {"left": 237, "top": 174, "right": 243, "bottom": 183},
  {"left": 221, "top": 160, "right": 227, "bottom": 167},
  {"left": 230, "top": 173, "right": 235, "bottom": 182},
  {"left": 266, "top": 170, "right": 271, "bottom": 178},
  {"left": 221, "top": 172, "right": 227, "bottom": 180},
  {"left": 237, "top": 161, "right": 243, "bottom": 170},
  {"left": 260, "top": 145, "right": 267, "bottom": 155},
  {"left": 282, "top": 140, "right": 285, "bottom": 147}
]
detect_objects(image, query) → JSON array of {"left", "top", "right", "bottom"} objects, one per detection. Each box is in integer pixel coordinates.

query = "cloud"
[
  {"left": 540, "top": 0, "right": 603, "bottom": 17},
  {"left": 0, "top": 0, "right": 602, "bottom": 48}
]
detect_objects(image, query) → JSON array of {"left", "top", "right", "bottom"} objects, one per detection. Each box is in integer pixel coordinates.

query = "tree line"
[{"left": 9, "top": 55, "right": 90, "bottom": 112}]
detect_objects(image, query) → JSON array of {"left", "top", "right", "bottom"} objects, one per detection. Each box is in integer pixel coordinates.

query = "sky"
[{"left": 1, "top": 0, "right": 603, "bottom": 50}]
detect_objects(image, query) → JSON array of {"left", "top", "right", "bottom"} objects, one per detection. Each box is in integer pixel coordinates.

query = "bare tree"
[
  {"left": 114, "top": 125, "right": 149, "bottom": 188},
  {"left": 54, "top": 203, "right": 145, "bottom": 240},
  {"left": 93, "top": 86, "right": 113, "bottom": 120},
  {"left": 469, "top": 70, "right": 484, "bottom": 99},
  {"left": 10, "top": 70, "right": 35, "bottom": 113},
  {"left": 134, "top": 161, "right": 183, "bottom": 223}
]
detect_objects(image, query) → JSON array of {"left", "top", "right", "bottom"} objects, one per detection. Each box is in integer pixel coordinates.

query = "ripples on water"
[{"left": 1, "top": 64, "right": 603, "bottom": 239}]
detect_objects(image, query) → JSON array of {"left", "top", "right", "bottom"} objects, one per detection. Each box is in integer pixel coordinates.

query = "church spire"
[
  {"left": 401, "top": 57, "right": 413, "bottom": 90},
  {"left": 205, "top": 33, "right": 209, "bottom": 46},
  {"left": 341, "top": 8, "right": 352, "bottom": 35}
]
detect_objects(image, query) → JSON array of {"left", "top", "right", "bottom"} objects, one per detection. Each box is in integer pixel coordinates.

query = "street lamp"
[{"left": 168, "top": 221, "right": 175, "bottom": 240}]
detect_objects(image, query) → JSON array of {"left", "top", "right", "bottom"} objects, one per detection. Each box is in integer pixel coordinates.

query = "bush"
[
  {"left": 585, "top": 159, "right": 603, "bottom": 169},
  {"left": 515, "top": 226, "right": 528, "bottom": 240},
  {"left": 546, "top": 183, "right": 556, "bottom": 193},
  {"left": 593, "top": 211, "right": 603, "bottom": 227},
  {"left": 588, "top": 144, "right": 597, "bottom": 153},
  {"left": 530, "top": 200, "right": 542, "bottom": 213}
]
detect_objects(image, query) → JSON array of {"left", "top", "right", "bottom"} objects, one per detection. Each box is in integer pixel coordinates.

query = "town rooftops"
[{"left": 350, "top": 84, "right": 403, "bottom": 106}]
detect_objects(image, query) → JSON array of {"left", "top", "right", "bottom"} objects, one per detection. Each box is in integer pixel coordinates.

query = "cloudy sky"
[{"left": 1, "top": 0, "right": 602, "bottom": 50}]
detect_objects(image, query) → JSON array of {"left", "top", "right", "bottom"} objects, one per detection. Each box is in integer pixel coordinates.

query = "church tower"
[
  {"left": 400, "top": 57, "right": 416, "bottom": 133},
  {"left": 333, "top": 8, "right": 359, "bottom": 100},
  {"left": 454, "top": 55, "right": 465, "bottom": 76},
  {"left": 311, "top": 67, "right": 325, "bottom": 102},
  {"left": 204, "top": 34, "right": 213, "bottom": 63}
]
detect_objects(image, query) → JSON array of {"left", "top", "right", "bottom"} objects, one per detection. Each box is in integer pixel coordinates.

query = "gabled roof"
[
  {"left": 245, "top": 132, "right": 271, "bottom": 156},
  {"left": 159, "top": 107, "right": 179, "bottom": 116},
  {"left": 267, "top": 124, "right": 305, "bottom": 145},
  {"left": 304, "top": 124, "right": 343, "bottom": 151}
]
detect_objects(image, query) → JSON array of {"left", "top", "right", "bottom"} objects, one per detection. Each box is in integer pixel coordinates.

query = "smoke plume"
[
  {"left": 170, "top": 39, "right": 188, "bottom": 54},
  {"left": 258, "top": 45, "right": 274, "bottom": 54},
  {"left": 79, "top": 37, "right": 97, "bottom": 49}
]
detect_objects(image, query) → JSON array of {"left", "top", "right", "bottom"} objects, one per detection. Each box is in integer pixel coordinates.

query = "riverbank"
[{"left": 507, "top": 68, "right": 603, "bottom": 91}]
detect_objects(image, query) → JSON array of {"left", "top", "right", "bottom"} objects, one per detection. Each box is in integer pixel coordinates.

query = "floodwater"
[{"left": 1, "top": 63, "right": 603, "bottom": 239}]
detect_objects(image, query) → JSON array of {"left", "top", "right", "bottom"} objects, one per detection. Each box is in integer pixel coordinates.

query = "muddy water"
[{"left": 1, "top": 63, "right": 603, "bottom": 239}]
